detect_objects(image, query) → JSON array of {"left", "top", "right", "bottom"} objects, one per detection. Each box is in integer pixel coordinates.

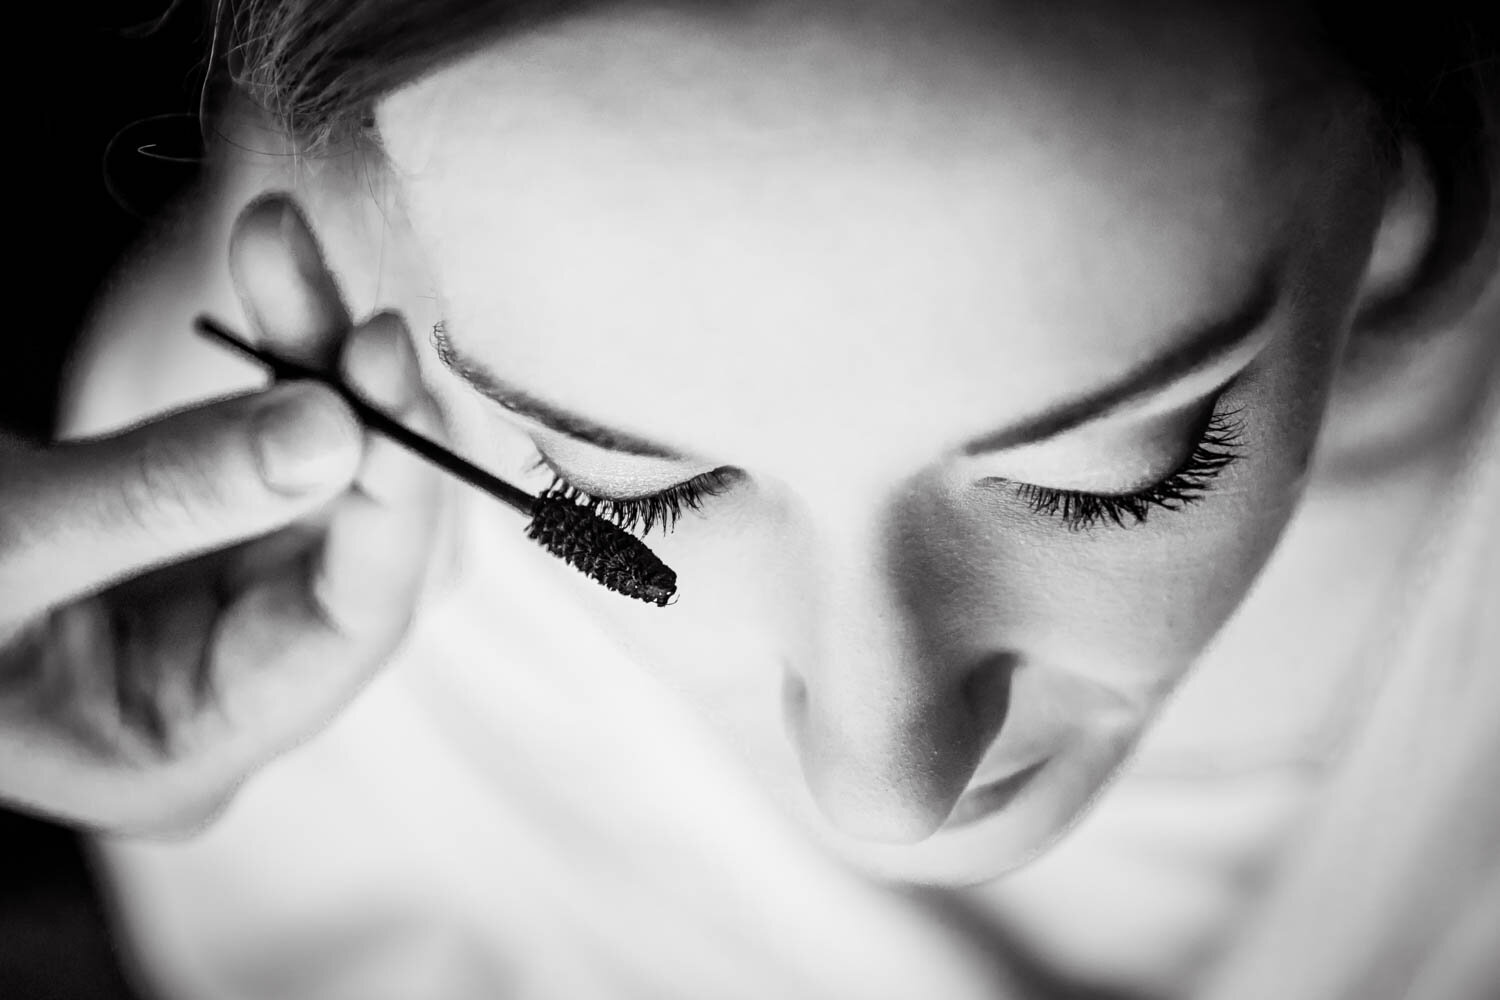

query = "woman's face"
[{"left": 374, "top": 0, "right": 1387, "bottom": 883}]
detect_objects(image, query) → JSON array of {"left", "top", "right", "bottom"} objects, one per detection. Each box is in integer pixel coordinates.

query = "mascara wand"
[{"left": 194, "top": 315, "right": 678, "bottom": 607}]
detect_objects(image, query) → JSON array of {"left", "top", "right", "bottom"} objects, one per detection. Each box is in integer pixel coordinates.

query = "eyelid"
[
  {"left": 530, "top": 447, "right": 714, "bottom": 502},
  {"left": 970, "top": 392, "right": 1221, "bottom": 494},
  {"left": 540, "top": 464, "right": 741, "bottom": 536},
  {"left": 1003, "top": 403, "right": 1245, "bottom": 531}
]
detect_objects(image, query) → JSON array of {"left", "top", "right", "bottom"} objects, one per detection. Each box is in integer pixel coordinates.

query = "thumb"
[{"left": 0, "top": 382, "right": 362, "bottom": 621}]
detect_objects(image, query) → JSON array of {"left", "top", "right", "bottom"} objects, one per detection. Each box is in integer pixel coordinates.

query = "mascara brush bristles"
[
  {"left": 527, "top": 492, "right": 678, "bottom": 607},
  {"left": 192, "top": 313, "right": 679, "bottom": 607}
]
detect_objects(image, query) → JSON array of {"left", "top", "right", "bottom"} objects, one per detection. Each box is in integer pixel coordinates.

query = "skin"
[
  {"left": 0, "top": 201, "right": 443, "bottom": 836},
  {"left": 364, "top": 0, "right": 1402, "bottom": 885}
]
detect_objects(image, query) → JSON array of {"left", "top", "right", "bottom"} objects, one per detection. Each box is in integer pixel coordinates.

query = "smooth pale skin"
[
  {"left": 366, "top": 0, "right": 1457, "bottom": 887},
  {"left": 63, "top": 0, "right": 1493, "bottom": 901}
]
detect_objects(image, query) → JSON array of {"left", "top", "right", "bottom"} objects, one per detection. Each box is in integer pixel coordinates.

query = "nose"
[
  {"left": 774, "top": 475, "right": 1022, "bottom": 844},
  {"left": 785, "top": 640, "right": 1016, "bottom": 844}
]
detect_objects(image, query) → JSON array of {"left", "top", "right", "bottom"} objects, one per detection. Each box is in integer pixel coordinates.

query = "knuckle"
[
  {"left": 0, "top": 449, "right": 59, "bottom": 613},
  {"left": 102, "top": 744, "right": 250, "bottom": 837},
  {"left": 119, "top": 430, "right": 230, "bottom": 539}
]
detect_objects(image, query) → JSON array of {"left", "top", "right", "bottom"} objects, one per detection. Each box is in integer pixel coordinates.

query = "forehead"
[{"left": 376, "top": 1, "right": 1344, "bottom": 471}]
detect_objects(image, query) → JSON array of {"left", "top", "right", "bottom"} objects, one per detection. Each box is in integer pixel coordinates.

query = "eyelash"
[
  {"left": 1010, "top": 406, "right": 1245, "bottom": 531},
  {"left": 532, "top": 458, "right": 738, "bottom": 537},
  {"left": 533, "top": 405, "right": 1244, "bottom": 538}
]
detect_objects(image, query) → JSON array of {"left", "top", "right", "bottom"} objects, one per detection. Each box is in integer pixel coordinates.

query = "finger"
[
  {"left": 340, "top": 311, "right": 424, "bottom": 420},
  {"left": 215, "top": 311, "right": 436, "bottom": 606},
  {"left": 0, "top": 383, "right": 362, "bottom": 622},
  {"left": 343, "top": 312, "right": 467, "bottom": 596},
  {"left": 197, "top": 308, "right": 421, "bottom": 599},
  {"left": 228, "top": 193, "right": 350, "bottom": 369},
  {"left": 318, "top": 314, "right": 445, "bottom": 626},
  {"left": 0, "top": 684, "right": 249, "bottom": 835},
  {"left": 211, "top": 316, "right": 445, "bottom": 751}
]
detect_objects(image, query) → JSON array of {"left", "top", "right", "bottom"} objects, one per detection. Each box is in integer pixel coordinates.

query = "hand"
[{"left": 0, "top": 194, "right": 443, "bottom": 834}]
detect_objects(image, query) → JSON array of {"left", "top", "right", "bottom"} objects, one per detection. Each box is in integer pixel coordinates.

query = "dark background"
[{"left": 3, "top": 4, "right": 211, "bottom": 997}]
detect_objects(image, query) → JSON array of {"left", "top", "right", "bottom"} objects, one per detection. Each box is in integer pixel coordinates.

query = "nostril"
[{"left": 960, "top": 651, "right": 1017, "bottom": 746}]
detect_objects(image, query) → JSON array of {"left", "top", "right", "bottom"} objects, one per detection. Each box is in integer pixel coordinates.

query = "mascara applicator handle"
[{"left": 193, "top": 314, "right": 536, "bottom": 516}]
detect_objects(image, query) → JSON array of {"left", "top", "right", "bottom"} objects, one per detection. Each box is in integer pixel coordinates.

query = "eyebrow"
[
  {"left": 432, "top": 268, "right": 1281, "bottom": 463},
  {"left": 959, "top": 269, "right": 1281, "bottom": 455},
  {"left": 432, "top": 324, "right": 689, "bottom": 459}
]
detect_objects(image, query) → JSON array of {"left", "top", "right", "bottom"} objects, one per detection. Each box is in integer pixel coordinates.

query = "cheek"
[
  {"left": 967, "top": 356, "right": 1331, "bottom": 710},
  {"left": 549, "top": 483, "right": 808, "bottom": 765}
]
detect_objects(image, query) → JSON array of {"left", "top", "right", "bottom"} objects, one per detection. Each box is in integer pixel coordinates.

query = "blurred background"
[{"left": 3, "top": 3, "right": 210, "bottom": 997}]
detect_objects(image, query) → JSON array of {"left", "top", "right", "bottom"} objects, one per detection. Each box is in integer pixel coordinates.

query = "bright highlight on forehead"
[{"left": 376, "top": 1, "right": 1349, "bottom": 473}]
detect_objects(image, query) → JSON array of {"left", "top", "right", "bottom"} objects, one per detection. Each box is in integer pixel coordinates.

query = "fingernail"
[{"left": 253, "top": 383, "right": 361, "bottom": 493}]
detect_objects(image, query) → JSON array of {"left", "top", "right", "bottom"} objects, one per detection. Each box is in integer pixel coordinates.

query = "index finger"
[{"left": 227, "top": 193, "right": 351, "bottom": 370}]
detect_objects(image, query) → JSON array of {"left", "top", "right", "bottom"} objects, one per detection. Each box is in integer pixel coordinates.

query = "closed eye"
[
  {"left": 531, "top": 455, "right": 741, "bottom": 536},
  {"left": 988, "top": 403, "right": 1245, "bottom": 531}
]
